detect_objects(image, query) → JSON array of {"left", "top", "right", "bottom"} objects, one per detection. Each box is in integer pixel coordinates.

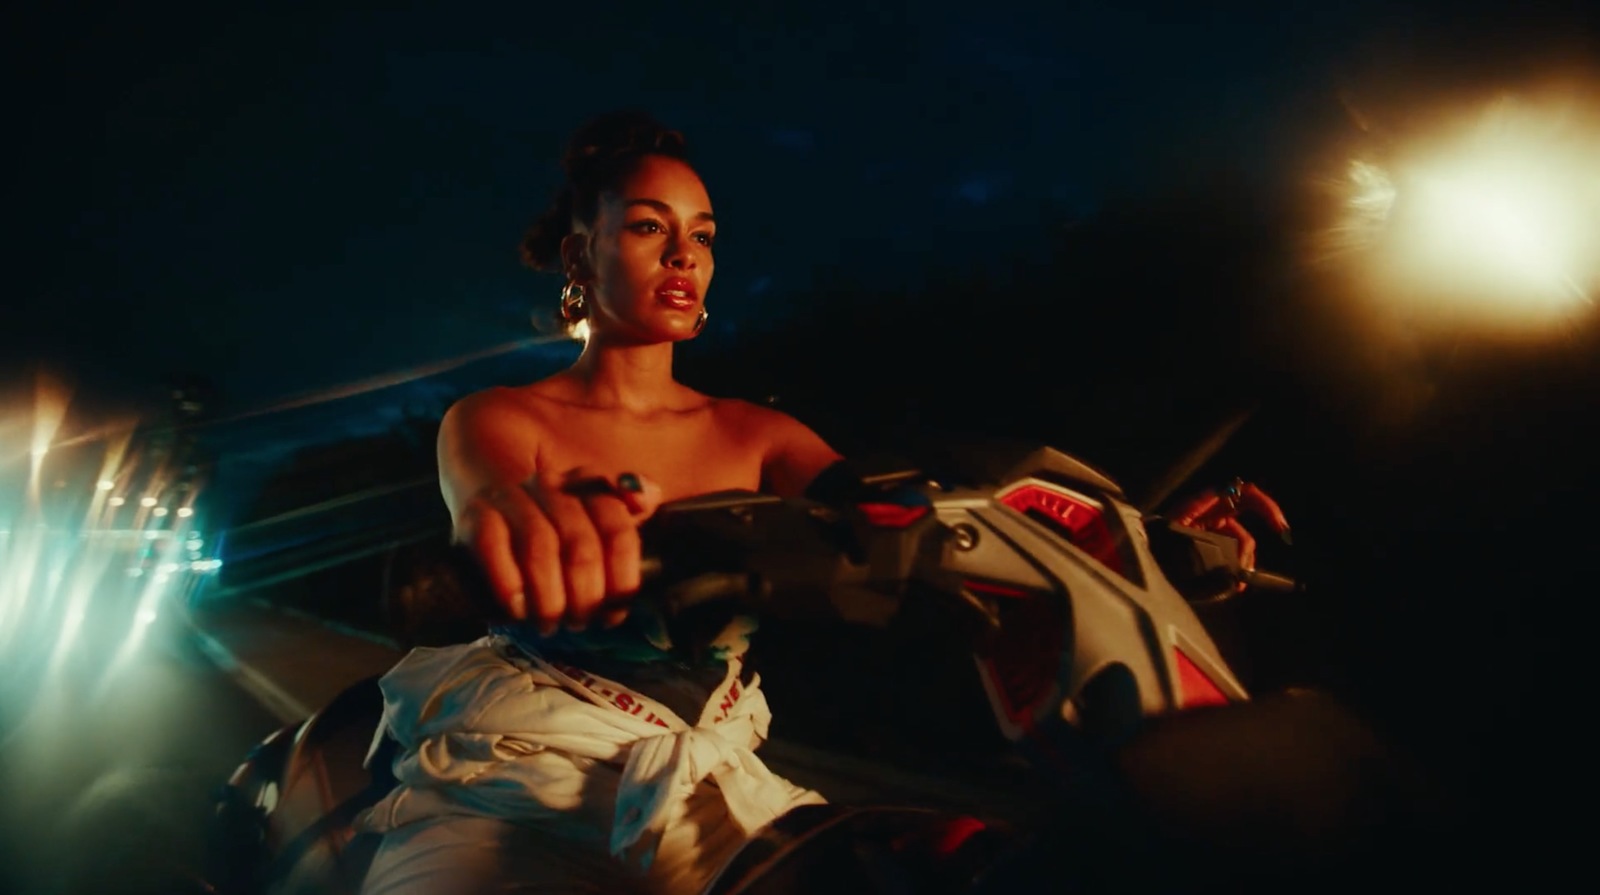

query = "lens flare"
[
  {"left": 1312, "top": 161, "right": 1399, "bottom": 263},
  {"left": 3, "top": 375, "right": 221, "bottom": 728},
  {"left": 27, "top": 372, "right": 69, "bottom": 486},
  {"left": 1316, "top": 86, "right": 1600, "bottom": 331}
]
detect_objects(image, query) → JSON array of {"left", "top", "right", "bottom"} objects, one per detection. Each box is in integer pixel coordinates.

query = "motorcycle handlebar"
[
  {"left": 441, "top": 484, "right": 1302, "bottom": 632},
  {"left": 639, "top": 554, "right": 664, "bottom": 583}
]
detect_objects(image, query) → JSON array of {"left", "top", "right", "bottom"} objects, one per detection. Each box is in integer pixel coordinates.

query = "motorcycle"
[{"left": 204, "top": 440, "right": 1407, "bottom": 895}]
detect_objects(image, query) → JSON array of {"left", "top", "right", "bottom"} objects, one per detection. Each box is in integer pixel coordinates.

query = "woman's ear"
[{"left": 559, "top": 232, "right": 591, "bottom": 283}]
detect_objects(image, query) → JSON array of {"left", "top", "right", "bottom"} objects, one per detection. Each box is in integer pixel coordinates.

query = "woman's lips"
[{"left": 656, "top": 277, "right": 698, "bottom": 309}]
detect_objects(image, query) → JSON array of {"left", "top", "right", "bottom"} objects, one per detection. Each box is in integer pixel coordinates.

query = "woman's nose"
[{"left": 662, "top": 235, "right": 695, "bottom": 269}]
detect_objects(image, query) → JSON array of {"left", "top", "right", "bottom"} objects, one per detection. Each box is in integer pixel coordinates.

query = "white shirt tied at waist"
[{"left": 358, "top": 635, "right": 825, "bottom": 875}]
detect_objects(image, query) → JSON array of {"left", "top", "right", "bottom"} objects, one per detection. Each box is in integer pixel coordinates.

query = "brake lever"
[
  {"left": 1238, "top": 567, "right": 1298, "bottom": 593},
  {"left": 1144, "top": 516, "right": 1301, "bottom": 603}
]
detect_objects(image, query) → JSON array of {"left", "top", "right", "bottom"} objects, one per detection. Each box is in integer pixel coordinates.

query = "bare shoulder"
[
  {"left": 441, "top": 385, "right": 549, "bottom": 437},
  {"left": 714, "top": 398, "right": 842, "bottom": 496},
  {"left": 444, "top": 384, "right": 517, "bottom": 417},
  {"left": 712, "top": 397, "right": 812, "bottom": 440}
]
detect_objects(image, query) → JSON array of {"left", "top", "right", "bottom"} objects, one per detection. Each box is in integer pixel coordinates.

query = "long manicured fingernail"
[
  {"left": 1280, "top": 528, "right": 1294, "bottom": 546},
  {"left": 615, "top": 473, "right": 645, "bottom": 513},
  {"left": 538, "top": 617, "right": 559, "bottom": 637},
  {"left": 602, "top": 608, "right": 629, "bottom": 629}
]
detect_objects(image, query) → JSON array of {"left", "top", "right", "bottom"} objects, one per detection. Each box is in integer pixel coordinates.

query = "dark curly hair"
[{"left": 519, "top": 110, "right": 692, "bottom": 273}]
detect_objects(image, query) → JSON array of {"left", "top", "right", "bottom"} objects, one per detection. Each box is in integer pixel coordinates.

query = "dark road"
[{"left": 0, "top": 611, "right": 282, "bottom": 895}]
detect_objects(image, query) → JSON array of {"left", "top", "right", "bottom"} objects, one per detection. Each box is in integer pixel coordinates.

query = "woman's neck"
[{"left": 562, "top": 338, "right": 684, "bottom": 412}]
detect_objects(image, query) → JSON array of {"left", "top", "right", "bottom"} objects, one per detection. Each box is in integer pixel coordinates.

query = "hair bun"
[
  {"left": 561, "top": 110, "right": 688, "bottom": 185},
  {"left": 519, "top": 109, "right": 691, "bottom": 274}
]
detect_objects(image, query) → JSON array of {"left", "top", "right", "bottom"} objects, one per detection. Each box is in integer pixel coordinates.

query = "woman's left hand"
[{"left": 1166, "top": 478, "right": 1291, "bottom": 579}]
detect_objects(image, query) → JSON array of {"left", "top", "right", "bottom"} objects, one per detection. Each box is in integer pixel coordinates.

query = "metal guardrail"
[
  {"left": 218, "top": 511, "right": 447, "bottom": 580},
  {"left": 226, "top": 475, "right": 437, "bottom": 535},
  {"left": 212, "top": 470, "right": 448, "bottom": 600},
  {"left": 210, "top": 524, "right": 448, "bottom": 599}
]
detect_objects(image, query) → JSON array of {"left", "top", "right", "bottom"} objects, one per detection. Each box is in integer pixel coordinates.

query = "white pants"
[
  {"left": 355, "top": 637, "right": 824, "bottom": 895},
  {"left": 361, "top": 814, "right": 644, "bottom": 895}
]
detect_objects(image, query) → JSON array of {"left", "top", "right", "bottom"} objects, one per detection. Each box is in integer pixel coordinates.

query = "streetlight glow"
[{"left": 1321, "top": 86, "right": 1600, "bottom": 331}]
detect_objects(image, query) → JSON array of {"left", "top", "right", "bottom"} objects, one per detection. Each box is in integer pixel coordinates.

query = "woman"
[
  {"left": 358, "top": 111, "right": 1289, "bottom": 895},
  {"left": 437, "top": 114, "right": 841, "bottom": 638},
  {"left": 357, "top": 112, "right": 847, "bottom": 895}
]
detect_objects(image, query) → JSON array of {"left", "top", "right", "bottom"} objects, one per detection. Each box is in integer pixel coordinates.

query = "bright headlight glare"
[{"left": 1323, "top": 87, "right": 1600, "bottom": 330}]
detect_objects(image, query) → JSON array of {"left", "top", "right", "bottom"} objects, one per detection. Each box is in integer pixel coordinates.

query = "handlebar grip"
[
  {"left": 596, "top": 554, "right": 749, "bottom": 621},
  {"left": 640, "top": 554, "right": 664, "bottom": 582}
]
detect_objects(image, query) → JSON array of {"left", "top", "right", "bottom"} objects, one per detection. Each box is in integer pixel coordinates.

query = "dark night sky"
[{"left": 5, "top": 1, "right": 1591, "bottom": 406}]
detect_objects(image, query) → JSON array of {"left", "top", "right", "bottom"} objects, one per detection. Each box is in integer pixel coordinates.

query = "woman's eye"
[
  {"left": 694, "top": 232, "right": 716, "bottom": 247},
  {"left": 629, "top": 220, "right": 663, "bottom": 234}
]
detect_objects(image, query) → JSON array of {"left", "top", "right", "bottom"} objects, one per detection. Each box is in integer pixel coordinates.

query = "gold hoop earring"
[
  {"left": 692, "top": 308, "right": 709, "bottom": 335},
  {"left": 560, "top": 281, "right": 587, "bottom": 322}
]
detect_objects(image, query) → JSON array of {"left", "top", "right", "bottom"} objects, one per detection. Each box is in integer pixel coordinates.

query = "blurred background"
[{"left": 3, "top": 1, "right": 1597, "bottom": 891}]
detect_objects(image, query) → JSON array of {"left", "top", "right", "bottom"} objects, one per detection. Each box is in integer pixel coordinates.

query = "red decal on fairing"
[
  {"left": 1174, "top": 648, "right": 1229, "bottom": 708},
  {"left": 979, "top": 591, "right": 1065, "bottom": 727},
  {"left": 857, "top": 502, "right": 930, "bottom": 528},
  {"left": 964, "top": 580, "right": 1032, "bottom": 598},
  {"left": 998, "top": 484, "right": 1128, "bottom": 577}
]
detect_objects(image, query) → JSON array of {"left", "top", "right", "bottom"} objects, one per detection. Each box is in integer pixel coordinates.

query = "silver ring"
[{"left": 1220, "top": 477, "right": 1244, "bottom": 512}]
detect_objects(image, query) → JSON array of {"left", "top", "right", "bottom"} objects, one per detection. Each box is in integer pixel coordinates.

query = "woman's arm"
[
  {"left": 436, "top": 388, "right": 541, "bottom": 528},
  {"left": 436, "top": 388, "right": 662, "bottom": 630}
]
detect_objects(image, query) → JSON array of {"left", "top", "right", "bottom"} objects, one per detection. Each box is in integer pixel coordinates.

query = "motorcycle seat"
[{"left": 260, "top": 674, "right": 397, "bottom": 895}]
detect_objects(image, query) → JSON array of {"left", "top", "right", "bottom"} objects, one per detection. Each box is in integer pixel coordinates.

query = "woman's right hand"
[{"left": 452, "top": 469, "right": 664, "bottom": 634}]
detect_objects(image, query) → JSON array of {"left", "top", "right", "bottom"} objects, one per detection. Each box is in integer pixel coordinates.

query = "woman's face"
[{"left": 577, "top": 155, "right": 716, "bottom": 344}]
